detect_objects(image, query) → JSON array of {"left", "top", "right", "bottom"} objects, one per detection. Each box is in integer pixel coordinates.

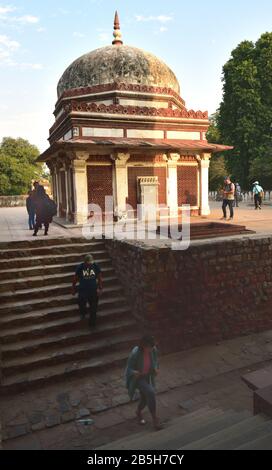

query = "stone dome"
[{"left": 57, "top": 44, "right": 180, "bottom": 98}]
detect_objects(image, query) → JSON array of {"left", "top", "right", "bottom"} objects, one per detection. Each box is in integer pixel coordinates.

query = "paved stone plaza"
[{"left": 1, "top": 201, "right": 272, "bottom": 243}]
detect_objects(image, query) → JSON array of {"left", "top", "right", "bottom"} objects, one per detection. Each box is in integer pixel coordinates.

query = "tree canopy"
[
  {"left": 0, "top": 137, "right": 42, "bottom": 196},
  {"left": 217, "top": 32, "right": 272, "bottom": 189}
]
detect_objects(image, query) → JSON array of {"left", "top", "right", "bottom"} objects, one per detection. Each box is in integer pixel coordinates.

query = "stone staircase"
[
  {"left": 0, "top": 237, "right": 141, "bottom": 393},
  {"left": 98, "top": 407, "right": 272, "bottom": 450}
]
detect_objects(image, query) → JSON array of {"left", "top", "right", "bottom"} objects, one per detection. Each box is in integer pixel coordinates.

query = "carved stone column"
[
  {"left": 166, "top": 153, "right": 180, "bottom": 216},
  {"left": 197, "top": 153, "right": 211, "bottom": 216},
  {"left": 64, "top": 160, "right": 71, "bottom": 221},
  {"left": 111, "top": 152, "right": 130, "bottom": 217},
  {"left": 72, "top": 151, "right": 89, "bottom": 225}
]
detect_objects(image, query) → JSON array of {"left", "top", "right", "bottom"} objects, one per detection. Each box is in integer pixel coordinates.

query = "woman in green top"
[{"left": 125, "top": 335, "right": 162, "bottom": 431}]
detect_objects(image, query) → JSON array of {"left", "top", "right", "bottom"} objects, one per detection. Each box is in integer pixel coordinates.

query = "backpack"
[{"left": 44, "top": 198, "right": 57, "bottom": 217}]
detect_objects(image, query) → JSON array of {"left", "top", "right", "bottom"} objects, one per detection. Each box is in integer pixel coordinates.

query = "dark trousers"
[
  {"left": 222, "top": 199, "right": 234, "bottom": 219},
  {"left": 78, "top": 291, "right": 98, "bottom": 325},
  {"left": 34, "top": 221, "right": 49, "bottom": 234},
  {"left": 233, "top": 196, "right": 240, "bottom": 208},
  {"left": 137, "top": 376, "right": 156, "bottom": 416},
  {"left": 254, "top": 194, "right": 262, "bottom": 209},
  {"left": 28, "top": 211, "right": 35, "bottom": 229}
]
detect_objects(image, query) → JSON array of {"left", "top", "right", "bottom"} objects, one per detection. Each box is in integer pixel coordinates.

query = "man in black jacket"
[{"left": 72, "top": 254, "right": 103, "bottom": 328}]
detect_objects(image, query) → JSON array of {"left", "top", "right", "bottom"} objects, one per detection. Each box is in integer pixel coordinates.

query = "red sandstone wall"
[
  {"left": 177, "top": 166, "right": 198, "bottom": 207},
  {"left": 87, "top": 165, "right": 113, "bottom": 211},
  {"left": 127, "top": 166, "right": 167, "bottom": 208},
  {"left": 105, "top": 236, "right": 272, "bottom": 354}
]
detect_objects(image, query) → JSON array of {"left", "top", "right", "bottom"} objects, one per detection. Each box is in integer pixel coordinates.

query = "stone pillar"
[
  {"left": 72, "top": 153, "right": 89, "bottom": 225},
  {"left": 55, "top": 170, "right": 61, "bottom": 217},
  {"left": 167, "top": 153, "right": 180, "bottom": 216},
  {"left": 197, "top": 153, "right": 211, "bottom": 216},
  {"left": 112, "top": 153, "right": 130, "bottom": 216},
  {"left": 65, "top": 167, "right": 69, "bottom": 221}
]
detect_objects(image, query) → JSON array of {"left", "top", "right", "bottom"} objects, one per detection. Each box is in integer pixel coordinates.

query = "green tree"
[
  {"left": 218, "top": 40, "right": 261, "bottom": 189},
  {"left": 206, "top": 112, "right": 221, "bottom": 144},
  {"left": 218, "top": 33, "right": 272, "bottom": 189},
  {"left": 0, "top": 137, "right": 42, "bottom": 195},
  {"left": 207, "top": 112, "right": 228, "bottom": 190}
]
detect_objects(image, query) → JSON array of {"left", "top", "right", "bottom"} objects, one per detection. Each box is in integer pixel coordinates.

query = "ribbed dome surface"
[{"left": 57, "top": 45, "right": 180, "bottom": 98}]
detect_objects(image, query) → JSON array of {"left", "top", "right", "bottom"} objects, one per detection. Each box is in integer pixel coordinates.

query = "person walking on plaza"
[
  {"left": 125, "top": 335, "right": 163, "bottom": 431},
  {"left": 221, "top": 176, "right": 235, "bottom": 221},
  {"left": 234, "top": 182, "right": 242, "bottom": 208},
  {"left": 32, "top": 185, "right": 55, "bottom": 236},
  {"left": 253, "top": 181, "right": 264, "bottom": 210},
  {"left": 26, "top": 190, "right": 36, "bottom": 230},
  {"left": 72, "top": 254, "right": 102, "bottom": 328}
]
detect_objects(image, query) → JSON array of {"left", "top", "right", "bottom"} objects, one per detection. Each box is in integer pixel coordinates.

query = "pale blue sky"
[{"left": 0, "top": 0, "right": 272, "bottom": 151}]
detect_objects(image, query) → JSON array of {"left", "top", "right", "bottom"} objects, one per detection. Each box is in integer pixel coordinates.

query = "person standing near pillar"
[
  {"left": 221, "top": 177, "right": 235, "bottom": 221},
  {"left": 72, "top": 254, "right": 103, "bottom": 328}
]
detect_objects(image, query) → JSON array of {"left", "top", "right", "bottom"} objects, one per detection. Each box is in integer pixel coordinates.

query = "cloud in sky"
[
  {"left": 0, "top": 5, "right": 39, "bottom": 24},
  {"left": 0, "top": 34, "right": 20, "bottom": 63},
  {"left": 135, "top": 14, "right": 173, "bottom": 23},
  {"left": 0, "top": 34, "right": 43, "bottom": 70},
  {"left": 0, "top": 5, "right": 16, "bottom": 15},
  {"left": 16, "top": 14, "right": 39, "bottom": 24},
  {"left": 0, "top": 34, "right": 20, "bottom": 50},
  {"left": 98, "top": 32, "right": 110, "bottom": 43},
  {"left": 73, "top": 31, "right": 85, "bottom": 38}
]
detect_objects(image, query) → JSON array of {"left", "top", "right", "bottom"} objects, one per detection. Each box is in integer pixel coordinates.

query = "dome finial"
[{"left": 112, "top": 11, "right": 123, "bottom": 46}]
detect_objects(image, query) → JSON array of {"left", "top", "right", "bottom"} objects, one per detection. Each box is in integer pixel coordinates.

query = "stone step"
[
  {"left": 0, "top": 237, "right": 100, "bottom": 250},
  {"left": 0, "top": 292, "right": 126, "bottom": 317},
  {"left": 236, "top": 429, "right": 272, "bottom": 450},
  {"left": 0, "top": 241, "right": 106, "bottom": 259},
  {"left": 0, "top": 259, "right": 113, "bottom": 281},
  {"left": 0, "top": 272, "right": 117, "bottom": 293},
  {"left": 101, "top": 410, "right": 249, "bottom": 450},
  {"left": 3, "top": 331, "right": 139, "bottom": 376},
  {"left": 182, "top": 414, "right": 266, "bottom": 450},
  {"left": 1, "top": 337, "right": 140, "bottom": 393},
  {"left": 0, "top": 303, "right": 130, "bottom": 342},
  {"left": 0, "top": 283, "right": 123, "bottom": 304},
  {"left": 97, "top": 407, "right": 226, "bottom": 450},
  {"left": 205, "top": 418, "right": 272, "bottom": 450},
  {"left": 0, "top": 251, "right": 110, "bottom": 270},
  {"left": 2, "top": 317, "right": 136, "bottom": 360}
]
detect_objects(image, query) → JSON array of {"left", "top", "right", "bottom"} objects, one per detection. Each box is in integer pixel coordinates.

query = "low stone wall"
[
  {"left": 0, "top": 196, "right": 27, "bottom": 207},
  {"left": 209, "top": 190, "right": 272, "bottom": 202},
  {"left": 105, "top": 236, "right": 272, "bottom": 354}
]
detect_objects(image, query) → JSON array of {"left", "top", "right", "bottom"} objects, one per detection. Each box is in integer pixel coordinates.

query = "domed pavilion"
[{"left": 39, "top": 12, "right": 231, "bottom": 224}]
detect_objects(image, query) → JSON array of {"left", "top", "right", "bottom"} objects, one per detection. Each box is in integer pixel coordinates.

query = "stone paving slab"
[
  {"left": 1, "top": 203, "right": 272, "bottom": 243},
  {"left": 242, "top": 366, "right": 272, "bottom": 391},
  {"left": 2, "top": 329, "right": 272, "bottom": 449}
]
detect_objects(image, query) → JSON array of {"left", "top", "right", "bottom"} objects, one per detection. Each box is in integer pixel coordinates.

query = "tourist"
[
  {"left": 26, "top": 190, "right": 36, "bottom": 230},
  {"left": 252, "top": 181, "right": 264, "bottom": 210},
  {"left": 72, "top": 254, "right": 103, "bottom": 328},
  {"left": 234, "top": 182, "right": 242, "bottom": 208},
  {"left": 33, "top": 181, "right": 40, "bottom": 191},
  {"left": 125, "top": 335, "right": 163, "bottom": 431},
  {"left": 32, "top": 185, "right": 54, "bottom": 236},
  {"left": 221, "top": 177, "right": 235, "bottom": 221}
]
